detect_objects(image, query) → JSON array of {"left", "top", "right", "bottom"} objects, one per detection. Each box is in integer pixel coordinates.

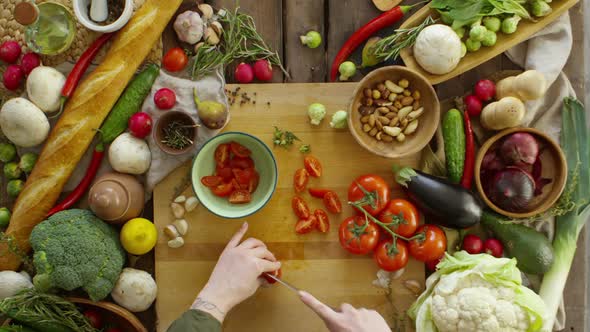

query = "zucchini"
[
  {"left": 442, "top": 108, "right": 465, "bottom": 183},
  {"left": 99, "top": 64, "right": 159, "bottom": 144}
]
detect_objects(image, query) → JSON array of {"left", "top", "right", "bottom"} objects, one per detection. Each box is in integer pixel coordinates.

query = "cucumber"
[
  {"left": 442, "top": 109, "right": 465, "bottom": 183},
  {"left": 99, "top": 64, "right": 159, "bottom": 144},
  {"left": 480, "top": 210, "right": 554, "bottom": 274}
]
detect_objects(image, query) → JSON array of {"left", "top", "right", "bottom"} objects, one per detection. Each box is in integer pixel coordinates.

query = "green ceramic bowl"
[{"left": 191, "top": 132, "right": 278, "bottom": 219}]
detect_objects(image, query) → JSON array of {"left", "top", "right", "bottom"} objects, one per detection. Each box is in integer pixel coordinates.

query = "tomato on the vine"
[
  {"left": 163, "top": 47, "right": 189, "bottom": 72},
  {"left": 378, "top": 199, "right": 419, "bottom": 238},
  {"left": 374, "top": 239, "right": 409, "bottom": 272},
  {"left": 348, "top": 175, "right": 390, "bottom": 216},
  {"left": 338, "top": 215, "right": 380, "bottom": 255},
  {"left": 292, "top": 196, "right": 311, "bottom": 219},
  {"left": 323, "top": 191, "right": 342, "bottom": 214},
  {"left": 409, "top": 224, "right": 446, "bottom": 262},
  {"left": 304, "top": 155, "right": 322, "bottom": 177},
  {"left": 293, "top": 168, "right": 309, "bottom": 193}
]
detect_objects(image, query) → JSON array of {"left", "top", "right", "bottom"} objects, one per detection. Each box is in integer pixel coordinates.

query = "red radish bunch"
[
  {"left": 0, "top": 41, "right": 21, "bottom": 64},
  {"left": 128, "top": 112, "right": 153, "bottom": 138},
  {"left": 21, "top": 52, "right": 41, "bottom": 75},
  {"left": 462, "top": 234, "right": 483, "bottom": 254},
  {"left": 235, "top": 62, "right": 254, "bottom": 83},
  {"left": 483, "top": 238, "right": 503, "bottom": 258},
  {"left": 465, "top": 95, "right": 483, "bottom": 116},
  {"left": 1, "top": 41, "right": 41, "bottom": 90},
  {"left": 235, "top": 60, "right": 274, "bottom": 83},
  {"left": 253, "top": 59, "right": 273, "bottom": 81},
  {"left": 154, "top": 88, "right": 176, "bottom": 110},
  {"left": 3, "top": 64, "right": 24, "bottom": 91},
  {"left": 465, "top": 79, "right": 497, "bottom": 117}
]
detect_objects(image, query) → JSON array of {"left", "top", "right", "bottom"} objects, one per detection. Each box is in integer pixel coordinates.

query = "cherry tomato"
[
  {"left": 83, "top": 309, "right": 103, "bottom": 329},
  {"left": 215, "top": 166, "right": 233, "bottom": 182},
  {"left": 292, "top": 196, "right": 311, "bottom": 219},
  {"left": 232, "top": 168, "right": 252, "bottom": 189},
  {"left": 374, "top": 239, "right": 409, "bottom": 272},
  {"left": 462, "top": 234, "right": 483, "bottom": 254},
  {"left": 214, "top": 144, "right": 230, "bottom": 167},
  {"left": 293, "top": 168, "right": 309, "bottom": 193},
  {"left": 314, "top": 209, "right": 330, "bottom": 233},
  {"left": 247, "top": 170, "right": 259, "bottom": 193},
  {"left": 212, "top": 182, "right": 234, "bottom": 197},
  {"left": 201, "top": 175, "right": 222, "bottom": 188},
  {"left": 262, "top": 268, "right": 282, "bottom": 284},
  {"left": 304, "top": 155, "right": 322, "bottom": 177},
  {"left": 425, "top": 256, "right": 443, "bottom": 271},
  {"left": 229, "top": 189, "right": 252, "bottom": 204},
  {"left": 230, "top": 156, "right": 255, "bottom": 169},
  {"left": 295, "top": 216, "right": 317, "bottom": 234},
  {"left": 308, "top": 188, "right": 330, "bottom": 198},
  {"left": 230, "top": 141, "right": 251, "bottom": 158},
  {"left": 378, "top": 199, "right": 419, "bottom": 238},
  {"left": 338, "top": 215, "right": 380, "bottom": 255},
  {"left": 348, "top": 175, "right": 390, "bottom": 216},
  {"left": 483, "top": 238, "right": 504, "bottom": 258},
  {"left": 163, "top": 47, "right": 189, "bottom": 72},
  {"left": 409, "top": 225, "right": 447, "bottom": 262},
  {"left": 323, "top": 191, "right": 342, "bottom": 214}
]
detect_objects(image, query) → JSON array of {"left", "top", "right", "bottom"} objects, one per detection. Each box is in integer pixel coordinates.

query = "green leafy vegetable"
[
  {"left": 273, "top": 126, "right": 300, "bottom": 149},
  {"left": 431, "top": 0, "right": 531, "bottom": 29}
]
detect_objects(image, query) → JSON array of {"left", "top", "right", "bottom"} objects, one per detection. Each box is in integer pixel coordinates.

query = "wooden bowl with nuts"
[{"left": 348, "top": 66, "right": 440, "bottom": 158}]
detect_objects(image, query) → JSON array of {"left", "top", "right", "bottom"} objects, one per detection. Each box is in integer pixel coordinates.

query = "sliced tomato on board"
[
  {"left": 201, "top": 175, "right": 222, "bottom": 188},
  {"left": 304, "top": 155, "right": 322, "bottom": 177},
  {"left": 295, "top": 216, "right": 317, "bottom": 234},
  {"left": 230, "top": 156, "right": 255, "bottom": 169},
  {"left": 214, "top": 143, "right": 230, "bottom": 167},
  {"left": 323, "top": 191, "right": 342, "bottom": 214},
  {"left": 314, "top": 209, "right": 330, "bottom": 233},
  {"left": 229, "top": 189, "right": 252, "bottom": 204},
  {"left": 216, "top": 166, "right": 233, "bottom": 182},
  {"left": 212, "top": 182, "right": 233, "bottom": 197},
  {"left": 308, "top": 188, "right": 331, "bottom": 199},
  {"left": 293, "top": 168, "right": 309, "bottom": 193},
  {"left": 230, "top": 141, "right": 252, "bottom": 158},
  {"left": 292, "top": 196, "right": 311, "bottom": 219},
  {"left": 262, "top": 268, "right": 282, "bottom": 284}
]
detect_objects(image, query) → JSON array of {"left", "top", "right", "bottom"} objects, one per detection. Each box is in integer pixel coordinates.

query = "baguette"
[{"left": 0, "top": 0, "right": 182, "bottom": 270}]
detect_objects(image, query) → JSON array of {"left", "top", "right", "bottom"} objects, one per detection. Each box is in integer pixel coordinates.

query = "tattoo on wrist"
[{"left": 191, "top": 297, "right": 226, "bottom": 316}]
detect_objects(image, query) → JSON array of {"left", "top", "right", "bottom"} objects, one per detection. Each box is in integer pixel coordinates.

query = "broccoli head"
[{"left": 30, "top": 209, "right": 126, "bottom": 301}]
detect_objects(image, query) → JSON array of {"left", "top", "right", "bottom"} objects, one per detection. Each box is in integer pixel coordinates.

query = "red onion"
[
  {"left": 489, "top": 166, "right": 535, "bottom": 212},
  {"left": 500, "top": 132, "right": 539, "bottom": 166}
]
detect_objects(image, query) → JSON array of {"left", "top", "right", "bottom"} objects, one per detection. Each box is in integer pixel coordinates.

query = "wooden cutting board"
[{"left": 154, "top": 83, "right": 425, "bottom": 332}]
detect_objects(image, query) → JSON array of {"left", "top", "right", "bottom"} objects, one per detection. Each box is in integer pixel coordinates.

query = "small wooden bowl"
[
  {"left": 348, "top": 66, "right": 440, "bottom": 159},
  {"left": 154, "top": 111, "right": 198, "bottom": 155},
  {"left": 475, "top": 127, "right": 567, "bottom": 219}
]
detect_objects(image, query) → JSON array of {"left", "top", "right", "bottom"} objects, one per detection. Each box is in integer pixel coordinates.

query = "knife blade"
[{"left": 263, "top": 273, "right": 300, "bottom": 293}]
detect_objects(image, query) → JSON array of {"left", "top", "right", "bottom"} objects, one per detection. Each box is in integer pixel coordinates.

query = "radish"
[
  {"left": 21, "top": 53, "right": 41, "bottom": 75},
  {"left": 464, "top": 94, "right": 483, "bottom": 116},
  {"left": 474, "top": 79, "right": 496, "bottom": 102},
  {"left": 3, "top": 64, "right": 24, "bottom": 91},
  {"left": 128, "top": 112, "right": 153, "bottom": 139},
  {"left": 483, "top": 238, "right": 503, "bottom": 257},
  {"left": 154, "top": 88, "right": 176, "bottom": 110},
  {"left": 0, "top": 41, "right": 21, "bottom": 64},
  {"left": 253, "top": 59, "right": 273, "bottom": 81},
  {"left": 461, "top": 234, "right": 483, "bottom": 254},
  {"left": 235, "top": 62, "right": 254, "bottom": 83}
]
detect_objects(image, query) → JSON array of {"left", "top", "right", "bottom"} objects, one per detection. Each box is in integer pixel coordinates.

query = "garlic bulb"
[{"left": 173, "top": 11, "right": 204, "bottom": 44}]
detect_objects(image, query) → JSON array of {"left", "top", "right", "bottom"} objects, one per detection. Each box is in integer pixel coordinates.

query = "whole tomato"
[
  {"left": 374, "top": 239, "right": 409, "bottom": 272},
  {"left": 348, "top": 175, "right": 390, "bottom": 216},
  {"left": 163, "top": 47, "right": 189, "bottom": 72},
  {"left": 83, "top": 309, "right": 103, "bottom": 329},
  {"left": 338, "top": 215, "right": 380, "bottom": 255},
  {"left": 409, "top": 224, "right": 447, "bottom": 262},
  {"left": 378, "top": 199, "right": 419, "bottom": 238}
]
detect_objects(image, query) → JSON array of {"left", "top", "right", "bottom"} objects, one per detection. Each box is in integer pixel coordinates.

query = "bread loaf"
[{"left": 0, "top": 0, "right": 182, "bottom": 270}]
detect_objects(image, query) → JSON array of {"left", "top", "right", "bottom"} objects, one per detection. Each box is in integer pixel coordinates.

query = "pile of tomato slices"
[{"left": 201, "top": 141, "right": 260, "bottom": 204}]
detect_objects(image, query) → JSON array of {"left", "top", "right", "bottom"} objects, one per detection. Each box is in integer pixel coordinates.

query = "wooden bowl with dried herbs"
[{"left": 154, "top": 111, "right": 199, "bottom": 155}]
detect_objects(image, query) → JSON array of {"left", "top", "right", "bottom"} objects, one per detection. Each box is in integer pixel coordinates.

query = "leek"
[{"left": 538, "top": 97, "right": 590, "bottom": 330}]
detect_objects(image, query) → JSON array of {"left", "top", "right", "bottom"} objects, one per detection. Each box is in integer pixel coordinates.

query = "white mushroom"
[
  {"left": 26, "top": 66, "right": 66, "bottom": 113},
  {"left": 413, "top": 24, "right": 462, "bottom": 75},
  {"left": 108, "top": 133, "right": 151, "bottom": 175},
  {"left": 0, "top": 97, "right": 50, "bottom": 147},
  {"left": 111, "top": 268, "right": 157, "bottom": 312}
]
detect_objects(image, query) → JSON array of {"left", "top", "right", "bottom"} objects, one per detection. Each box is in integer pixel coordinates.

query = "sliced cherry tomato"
[
  {"left": 214, "top": 144, "right": 230, "bottom": 167},
  {"left": 338, "top": 215, "right": 380, "bottom": 255},
  {"left": 229, "top": 189, "right": 252, "bottom": 204},
  {"left": 83, "top": 309, "right": 103, "bottom": 329},
  {"left": 232, "top": 168, "right": 252, "bottom": 189},
  {"left": 323, "top": 191, "right": 342, "bottom": 214},
  {"left": 293, "top": 168, "right": 309, "bottom": 193},
  {"left": 230, "top": 141, "right": 252, "bottom": 158},
  {"left": 248, "top": 170, "right": 260, "bottom": 193},
  {"left": 230, "top": 156, "right": 255, "bottom": 169},
  {"left": 212, "top": 182, "right": 234, "bottom": 197},
  {"left": 216, "top": 166, "right": 233, "bottom": 182},
  {"left": 314, "top": 209, "right": 330, "bottom": 233},
  {"left": 308, "top": 188, "right": 331, "bottom": 199},
  {"left": 231, "top": 178, "right": 242, "bottom": 191},
  {"left": 201, "top": 175, "right": 222, "bottom": 188},
  {"left": 262, "top": 268, "right": 282, "bottom": 284},
  {"left": 348, "top": 174, "right": 390, "bottom": 216},
  {"left": 378, "top": 199, "right": 419, "bottom": 238},
  {"left": 295, "top": 216, "right": 317, "bottom": 234},
  {"left": 409, "top": 225, "right": 447, "bottom": 262},
  {"left": 303, "top": 155, "right": 322, "bottom": 177},
  {"left": 374, "top": 239, "right": 409, "bottom": 272},
  {"left": 163, "top": 47, "right": 189, "bottom": 72},
  {"left": 292, "top": 196, "right": 311, "bottom": 219}
]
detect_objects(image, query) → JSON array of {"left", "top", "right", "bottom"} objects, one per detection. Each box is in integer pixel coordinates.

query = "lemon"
[{"left": 120, "top": 218, "right": 158, "bottom": 255}]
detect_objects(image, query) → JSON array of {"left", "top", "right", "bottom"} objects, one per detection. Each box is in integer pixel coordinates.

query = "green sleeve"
[{"left": 167, "top": 309, "right": 222, "bottom": 332}]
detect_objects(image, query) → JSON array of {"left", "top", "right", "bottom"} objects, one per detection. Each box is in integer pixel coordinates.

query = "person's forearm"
[{"left": 191, "top": 285, "right": 230, "bottom": 323}]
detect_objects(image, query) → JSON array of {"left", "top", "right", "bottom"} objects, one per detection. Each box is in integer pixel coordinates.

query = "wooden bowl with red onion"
[{"left": 475, "top": 127, "right": 567, "bottom": 219}]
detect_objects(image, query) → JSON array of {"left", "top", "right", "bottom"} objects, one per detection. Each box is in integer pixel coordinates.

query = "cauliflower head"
[
  {"left": 30, "top": 209, "right": 126, "bottom": 301},
  {"left": 409, "top": 251, "right": 548, "bottom": 332}
]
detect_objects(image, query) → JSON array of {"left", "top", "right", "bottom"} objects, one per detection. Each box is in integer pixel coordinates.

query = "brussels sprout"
[
  {"left": 7, "top": 179, "right": 24, "bottom": 198},
  {"left": 531, "top": 0, "right": 552, "bottom": 17},
  {"left": 0, "top": 143, "right": 16, "bottom": 163},
  {"left": 469, "top": 25, "right": 487, "bottom": 42},
  {"left": 454, "top": 27, "right": 466, "bottom": 39},
  {"left": 483, "top": 17, "right": 501, "bottom": 32},
  {"left": 481, "top": 30, "right": 497, "bottom": 47},
  {"left": 3, "top": 162, "right": 22, "bottom": 180},
  {"left": 501, "top": 16, "right": 521, "bottom": 34},
  {"left": 330, "top": 110, "right": 348, "bottom": 129},
  {"left": 19, "top": 152, "right": 38, "bottom": 173},
  {"left": 338, "top": 61, "right": 356, "bottom": 81},
  {"left": 460, "top": 42, "right": 467, "bottom": 58},
  {"left": 0, "top": 207, "right": 11, "bottom": 229},
  {"left": 465, "top": 38, "right": 482, "bottom": 52}
]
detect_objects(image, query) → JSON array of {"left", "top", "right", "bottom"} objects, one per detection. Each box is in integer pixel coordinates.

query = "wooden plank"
[
  {"left": 207, "top": 0, "right": 284, "bottom": 82},
  {"left": 283, "top": 0, "right": 327, "bottom": 82},
  {"left": 155, "top": 83, "right": 424, "bottom": 332}
]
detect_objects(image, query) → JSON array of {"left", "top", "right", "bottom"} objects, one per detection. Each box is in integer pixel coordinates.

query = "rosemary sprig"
[
  {"left": 162, "top": 121, "right": 196, "bottom": 150},
  {"left": 373, "top": 16, "right": 437, "bottom": 62}
]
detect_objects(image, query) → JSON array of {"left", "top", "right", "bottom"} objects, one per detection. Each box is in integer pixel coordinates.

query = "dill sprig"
[{"left": 373, "top": 16, "right": 437, "bottom": 62}]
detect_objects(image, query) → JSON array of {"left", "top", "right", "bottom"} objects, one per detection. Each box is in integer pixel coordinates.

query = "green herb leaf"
[{"left": 299, "top": 144, "right": 311, "bottom": 153}]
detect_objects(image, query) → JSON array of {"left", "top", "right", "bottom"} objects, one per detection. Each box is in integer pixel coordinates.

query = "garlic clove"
[
  {"left": 167, "top": 237, "right": 185, "bottom": 249},
  {"left": 171, "top": 202, "right": 185, "bottom": 219},
  {"left": 204, "top": 27, "right": 220, "bottom": 45},
  {"left": 198, "top": 4, "right": 214, "bottom": 20},
  {"left": 210, "top": 21, "right": 223, "bottom": 36},
  {"left": 194, "top": 42, "right": 205, "bottom": 53},
  {"left": 164, "top": 225, "right": 180, "bottom": 239},
  {"left": 403, "top": 279, "right": 423, "bottom": 295},
  {"left": 174, "top": 195, "right": 187, "bottom": 203},
  {"left": 185, "top": 197, "right": 199, "bottom": 212},
  {"left": 173, "top": 219, "right": 189, "bottom": 236}
]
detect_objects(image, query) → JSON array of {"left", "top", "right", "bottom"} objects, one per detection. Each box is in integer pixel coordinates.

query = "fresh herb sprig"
[
  {"left": 273, "top": 126, "right": 300, "bottom": 149},
  {"left": 373, "top": 16, "right": 437, "bottom": 62},
  {"left": 162, "top": 121, "right": 196, "bottom": 150}
]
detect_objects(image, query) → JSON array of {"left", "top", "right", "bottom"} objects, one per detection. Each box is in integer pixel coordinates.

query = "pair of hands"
[{"left": 194, "top": 222, "right": 390, "bottom": 332}]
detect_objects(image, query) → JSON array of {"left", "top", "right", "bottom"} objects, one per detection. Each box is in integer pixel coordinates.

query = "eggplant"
[{"left": 395, "top": 167, "right": 481, "bottom": 229}]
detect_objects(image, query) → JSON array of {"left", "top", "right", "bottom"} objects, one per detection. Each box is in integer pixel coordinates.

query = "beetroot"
[
  {"left": 489, "top": 166, "right": 535, "bottom": 212},
  {"left": 500, "top": 132, "right": 539, "bottom": 166},
  {"left": 474, "top": 79, "right": 496, "bottom": 102},
  {"left": 3, "top": 64, "right": 24, "bottom": 90},
  {"left": 0, "top": 41, "right": 21, "bottom": 64},
  {"left": 465, "top": 94, "right": 483, "bottom": 117},
  {"left": 21, "top": 52, "right": 41, "bottom": 75}
]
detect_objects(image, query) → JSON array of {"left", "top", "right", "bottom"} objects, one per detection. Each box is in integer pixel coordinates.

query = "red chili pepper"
[
  {"left": 58, "top": 32, "right": 114, "bottom": 113},
  {"left": 460, "top": 110, "right": 475, "bottom": 189},
  {"left": 46, "top": 144, "right": 105, "bottom": 217},
  {"left": 330, "top": 5, "right": 415, "bottom": 82}
]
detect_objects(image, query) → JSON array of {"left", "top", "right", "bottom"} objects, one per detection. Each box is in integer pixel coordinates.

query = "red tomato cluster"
[
  {"left": 201, "top": 142, "right": 260, "bottom": 204},
  {"left": 83, "top": 309, "right": 122, "bottom": 332},
  {"left": 339, "top": 174, "right": 447, "bottom": 272}
]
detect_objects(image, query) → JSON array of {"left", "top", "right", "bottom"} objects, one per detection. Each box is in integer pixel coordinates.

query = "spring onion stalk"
[{"left": 538, "top": 97, "right": 590, "bottom": 330}]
